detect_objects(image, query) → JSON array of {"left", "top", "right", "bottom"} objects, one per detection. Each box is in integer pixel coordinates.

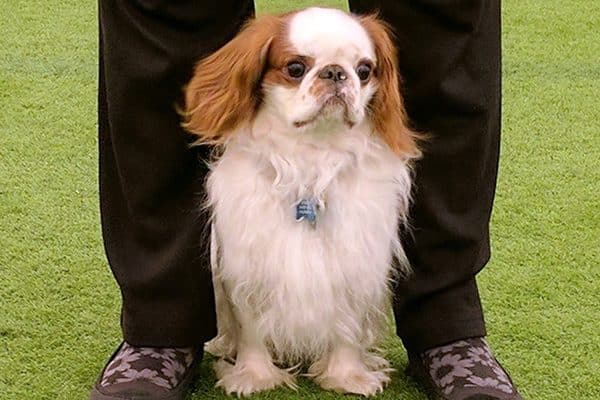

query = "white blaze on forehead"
[{"left": 288, "top": 7, "right": 375, "bottom": 61}]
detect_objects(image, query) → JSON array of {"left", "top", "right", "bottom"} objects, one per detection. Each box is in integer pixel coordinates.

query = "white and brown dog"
[{"left": 183, "top": 7, "right": 420, "bottom": 397}]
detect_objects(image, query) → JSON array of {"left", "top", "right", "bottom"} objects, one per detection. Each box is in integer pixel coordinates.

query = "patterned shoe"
[
  {"left": 406, "top": 337, "right": 522, "bottom": 400},
  {"left": 89, "top": 342, "right": 202, "bottom": 400}
]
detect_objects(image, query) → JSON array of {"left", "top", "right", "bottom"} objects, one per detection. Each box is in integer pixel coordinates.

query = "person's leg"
[
  {"left": 93, "top": 1, "right": 254, "bottom": 398},
  {"left": 348, "top": 0, "right": 498, "bottom": 353},
  {"left": 99, "top": 0, "right": 254, "bottom": 348},
  {"left": 349, "top": 1, "right": 520, "bottom": 399}
]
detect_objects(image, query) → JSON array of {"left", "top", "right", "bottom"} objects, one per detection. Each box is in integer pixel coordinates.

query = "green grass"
[{"left": 1, "top": 0, "right": 599, "bottom": 399}]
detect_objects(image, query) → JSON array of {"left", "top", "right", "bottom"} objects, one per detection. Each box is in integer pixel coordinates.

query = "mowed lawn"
[{"left": 1, "top": 1, "right": 598, "bottom": 399}]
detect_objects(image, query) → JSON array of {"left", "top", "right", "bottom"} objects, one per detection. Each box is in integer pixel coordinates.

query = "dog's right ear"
[{"left": 182, "top": 16, "right": 281, "bottom": 145}]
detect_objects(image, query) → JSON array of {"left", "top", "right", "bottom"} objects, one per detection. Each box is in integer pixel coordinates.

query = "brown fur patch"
[
  {"left": 358, "top": 15, "right": 421, "bottom": 158},
  {"left": 263, "top": 27, "right": 315, "bottom": 89},
  {"left": 182, "top": 15, "right": 284, "bottom": 144},
  {"left": 308, "top": 79, "right": 336, "bottom": 99}
]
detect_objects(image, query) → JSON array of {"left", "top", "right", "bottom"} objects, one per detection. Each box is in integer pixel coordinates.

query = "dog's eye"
[
  {"left": 286, "top": 61, "right": 306, "bottom": 79},
  {"left": 356, "top": 62, "right": 372, "bottom": 82}
]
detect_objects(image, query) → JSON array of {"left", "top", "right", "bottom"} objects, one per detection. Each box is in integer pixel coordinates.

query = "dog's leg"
[
  {"left": 309, "top": 344, "right": 392, "bottom": 397},
  {"left": 205, "top": 224, "right": 237, "bottom": 359},
  {"left": 214, "top": 306, "right": 297, "bottom": 396},
  {"left": 204, "top": 274, "right": 238, "bottom": 359}
]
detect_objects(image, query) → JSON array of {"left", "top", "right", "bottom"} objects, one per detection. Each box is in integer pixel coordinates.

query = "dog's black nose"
[{"left": 318, "top": 64, "right": 347, "bottom": 82}]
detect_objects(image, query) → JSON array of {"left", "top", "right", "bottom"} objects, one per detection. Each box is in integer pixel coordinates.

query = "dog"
[{"left": 183, "top": 7, "right": 420, "bottom": 397}]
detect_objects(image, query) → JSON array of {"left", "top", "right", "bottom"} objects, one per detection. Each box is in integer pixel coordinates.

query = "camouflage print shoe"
[
  {"left": 89, "top": 342, "right": 202, "bottom": 400},
  {"left": 407, "top": 338, "right": 522, "bottom": 400}
]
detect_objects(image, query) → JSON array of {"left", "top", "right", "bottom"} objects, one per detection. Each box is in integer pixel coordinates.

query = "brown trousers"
[{"left": 98, "top": 0, "right": 501, "bottom": 353}]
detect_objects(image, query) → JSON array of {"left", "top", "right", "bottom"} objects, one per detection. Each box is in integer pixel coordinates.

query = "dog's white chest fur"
[{"left": 206, "top": 123, "right": 411, "bottom": 363}]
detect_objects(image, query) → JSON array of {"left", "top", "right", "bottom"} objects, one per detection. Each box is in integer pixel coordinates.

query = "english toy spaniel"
[{"left": 183, "top": 7, "right": 420, "bottom": 397}]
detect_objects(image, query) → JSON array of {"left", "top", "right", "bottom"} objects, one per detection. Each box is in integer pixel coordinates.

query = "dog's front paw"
[
  {"left": 309, "top": 351, "right": 393, "bottom": 397},
  {"left": 316, "top": 367, "right": 391, "bottom": 397},
  {"left": 215, "top": 358, "right": 297, "bottom": 396}
]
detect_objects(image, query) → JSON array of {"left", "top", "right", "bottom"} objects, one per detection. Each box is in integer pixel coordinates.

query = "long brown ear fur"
[
  {"left": 182, "top": 15, "right": 281, "bottom": 144},
  {"left": 358, "top": 15, "right": 421, "bottom": 159}
]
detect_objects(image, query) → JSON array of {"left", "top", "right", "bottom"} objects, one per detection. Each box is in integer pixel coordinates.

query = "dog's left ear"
[
  {"left": 182, "top": 15, "right": 281, "bottom": 145},
  {"left": 358, "top": 15, "right": 421, "bottom": 159}
]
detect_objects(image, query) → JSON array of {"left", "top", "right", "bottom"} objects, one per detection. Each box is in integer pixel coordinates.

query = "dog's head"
[{"left": 183, "top": 7, "right": 419, "bottom": 157}]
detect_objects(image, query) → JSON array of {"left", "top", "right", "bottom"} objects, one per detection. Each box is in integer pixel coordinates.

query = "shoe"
[
  {"left": 89, "top": 342, "right": 202, "bottom": 400},
  {"left": 406, "top": 338, "right": 522, "bottom": 400}
]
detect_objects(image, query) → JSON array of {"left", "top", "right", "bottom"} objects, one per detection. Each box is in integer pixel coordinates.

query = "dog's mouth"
[{"left": 293, "top": 95, "right": 355, "bottom": 129}]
